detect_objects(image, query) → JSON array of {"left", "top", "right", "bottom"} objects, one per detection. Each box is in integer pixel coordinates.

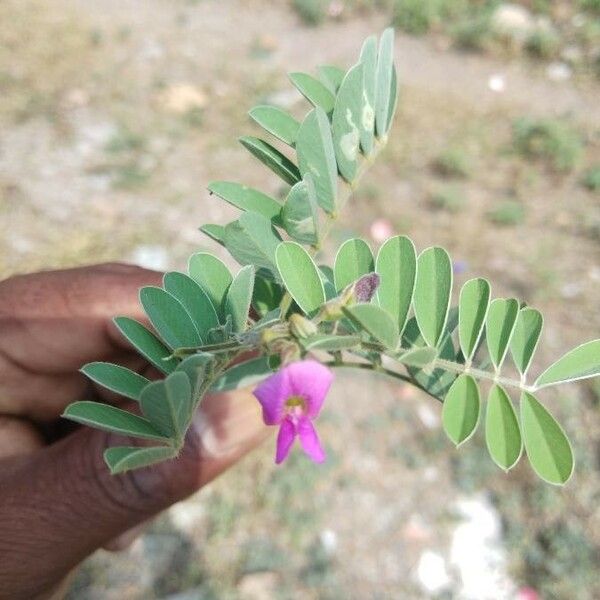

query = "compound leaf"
[{"left": 281, "top": 175, "right": 320, "bottom": 245}]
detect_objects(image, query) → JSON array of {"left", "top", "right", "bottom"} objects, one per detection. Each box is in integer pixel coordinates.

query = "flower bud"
[{"left": 289, "top": 313, "right": 318, "bottom": 339}]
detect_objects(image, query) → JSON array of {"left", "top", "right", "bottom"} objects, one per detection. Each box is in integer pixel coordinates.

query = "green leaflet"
[
  {"left": 208, "top": 181, "right": 282, "bottom": 222},
  {"left": 359, "top": 35, "right": 377, "bottom": 155},
  {"left": 175, "top": 353, "right": 213, "bottom": 398},
  {"left": 140, "top": 371, "right": 192, "bottom": 440},
  {"left": 223, "top": 212, "right": 282, "bottom": 276},
  {"left": 343, "top": 303, "right": 399, "bottom": 350},
  {"left": 239, "top": 136, "right": 301, "bottom": 186},
  {"left": 225, "top": 265, "right": 255, "bottom": 332},
  {"left": 139, "top": 286, "right": 202, "bottom": 350},
  {"left": 281, "top": 175, "right": 320, "bottom": 246},
  {"left": 199, "top": 224, "right": 225, "bottom": 244},
  {"left": 113, "top": 317, "right": 178, "bottom": 375},
  {"left": 485, "top": 385, "right": 522, "bottom": 471},
  {"left": 318, "top": 265, "right": 337, "bottom": 300},
  {"left": 535, "top": 339, "right": 600, "bottom": 389},
  {"left": 396, "top": 346, "right": 438, "bottom": 367},
  {"left": 211, "top": 356, "right": 272, "bottom": 392},
  {"left": 375, "top": 27, "right": 394, "bottom": 138},
  {"left": 458, "top": 278, "right": 491, "bottom": 362},
  {"left": 163, "top": 271, "right": 220, "bottom": 341},
  {"left": 403, "top": 310, "right": 460, "bottom": 400},
  {"left": 386, "top": 65, "right": 398, "bottom": 134},
  {"left": 301, "top": 334, "right": 362, "bottom": 351},
  {"left": 413, "top": 246, "right": 453, "bottom": 347},
  {"left": 81, "top": 362, "right": 150, "bottom": 401},
  {"left": 295, "top": 107, "right": 338, "bottom": 214},
  {"left": 252, "top": 276, "right": 284, "bottom": 317},
  {"left": 249, "top": 105, "right": 300, "bottom": 146},
  {"left": 510, "top": 307, "right": 543, "bottom": 376},
  {"left": 332, "top": 63, "right": 364, "bottom": 182},
  {"left": 104, "top": 446, "right": 177, "bottom": 475},
  {"left": 334, "top": 238, "right": 374, "bottom": 292},
  {"left": 289, "top": 72, "right": 336, "bottom": 115},
  {"left": 486, "top": 298, "right": 519, "bottom": 370},
  {"left": 520, "top": 391, "right": 574, "bottom": 485},
  {"left": 188, "top": 253, "right": 232, "bottom": 319},
  {"left": 442, "top": 374, "right": 480, "bottom": 446},
  {"left": 276, "top": 241, "right": 325, "bottom": 316},
  {"left": 375, "top": 235, "right": 416, "bottom": 334},
  {"left": 63, "top": 401, "right": 168, "bottom": 441},
  {"left": 317, "top": 65, "right": 345, "bottom": 94}
]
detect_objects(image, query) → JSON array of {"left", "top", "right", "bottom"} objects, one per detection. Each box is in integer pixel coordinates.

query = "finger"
[
  {"left": 0, "top": 416, "right": 44, "bottom": 458},
  {"left": 0, "top": 389, "right": 269, "bottom": 598},
  {"left": 0, "top": 263, "right": 162, "bottom": 375},
  {"left": 0, "top": 351, "right": 148, "bottom": 421}
]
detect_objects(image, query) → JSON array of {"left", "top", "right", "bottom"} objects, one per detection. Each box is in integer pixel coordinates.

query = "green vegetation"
[
  {"left": 512, "top": 118, "right": 583, "bottom": 173},
  {"left": 434, "top": 145, "right": 472, "bottom": 178},
  {"left": 487, "top": 200, "right": 525, "bottom": 226},
  {"left": 582, "top": 166, "right": 600, "bottom": 192},
  {"left": 292, "top": 0, "right": 326, "bottom": 25},
  {"left": 430, "top": 185, "right": 467, "bottom": 212}
]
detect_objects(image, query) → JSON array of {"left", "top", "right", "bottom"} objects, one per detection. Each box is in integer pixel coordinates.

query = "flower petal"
[
  {"left": 253, "top": 368, "right": 292, "bottom": 425},
  {"left": 297, "top": 417, "right": 325, "bottom": 463},
  {"left": 286, "top": 360, "right": 334, "bottom": 418},
  {"left": 275, "top": 417, "right": 296, "bottom": 464}
]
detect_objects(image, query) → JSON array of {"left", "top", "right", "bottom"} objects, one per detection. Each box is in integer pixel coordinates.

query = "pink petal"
[
  {"left": 297, "top": 417, "right": 325, "bottom": 463},
  {"left": 253, "top": 368, "right": 292, "bottom": 425},
  {"left": 286, "top": 360, "right": 334, "bottom": 418},
  {"left": 275, "top": 417, "right": 296, "bottom": 464}
]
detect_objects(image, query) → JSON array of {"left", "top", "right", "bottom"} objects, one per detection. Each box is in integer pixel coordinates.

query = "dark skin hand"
[{"left": 0, "top": 263, "right": 268, "bottom": 600}]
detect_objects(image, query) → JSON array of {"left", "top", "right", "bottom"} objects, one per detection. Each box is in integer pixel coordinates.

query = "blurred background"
[{"left": 1, "top": 0, "right": 599, "bottom": 598}]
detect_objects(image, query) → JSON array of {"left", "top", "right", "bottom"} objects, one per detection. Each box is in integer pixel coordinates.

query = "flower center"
[{"left": 285, "top": 394, "right": 306, "bottom": 416}]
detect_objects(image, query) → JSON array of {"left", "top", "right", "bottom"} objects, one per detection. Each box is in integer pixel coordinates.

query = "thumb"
[{"left": 0, "top": 389, "right": 268, "bottom": 599}]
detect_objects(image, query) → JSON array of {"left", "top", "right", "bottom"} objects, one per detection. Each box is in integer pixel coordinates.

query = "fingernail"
[{"left": 192, "top": 390, "right": 268, "bottom": 459}]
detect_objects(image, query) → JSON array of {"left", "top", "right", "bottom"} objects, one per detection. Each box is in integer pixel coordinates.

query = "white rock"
[
  {"left": 491, "top": 4, "right": 535, "bottom": 39},
  {"left": 450, "top": 494, "right": 515, "bottom": 599},
  {"left": 416, "top": 404, "right": 440, "bottom": 429},
  {"left": 416, "top": 550, "right": 451, "bottom": 594},
  {"left": 319, "top": 528, "right": 338, "bottom": 555},
  {"left": 129, "top": 244, "right": 169, "bottom": 270},
  {"left": 488, "top": 73, "right": 506, "bottom": 93},
  {"left": 546, "top": 62, "right": 572, "bottom": 82}
]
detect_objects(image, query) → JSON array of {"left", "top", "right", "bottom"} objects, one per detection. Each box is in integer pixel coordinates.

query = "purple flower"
[{"left": 253, "top": 360, "right": 333, "bottom": 464}]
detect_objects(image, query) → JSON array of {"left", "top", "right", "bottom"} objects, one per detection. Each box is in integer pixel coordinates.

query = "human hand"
[{"left": 0, "top": 263, "right": 267, "bottom": 600}]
